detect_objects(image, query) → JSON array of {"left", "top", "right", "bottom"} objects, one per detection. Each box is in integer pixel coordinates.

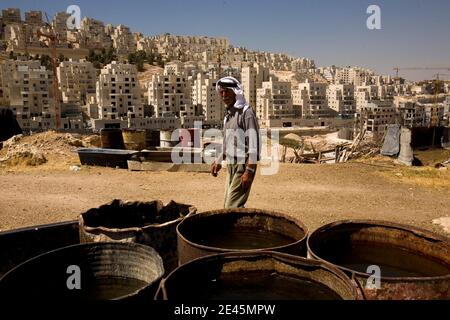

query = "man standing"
[{"left": 211, "top": 76, "right": 260, "bottom": 208}]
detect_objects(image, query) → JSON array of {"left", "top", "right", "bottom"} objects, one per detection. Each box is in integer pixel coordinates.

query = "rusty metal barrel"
[
  {"left": 0, "top": 242, "right": 164, "bottom": 301},
  {"left": 145, "top": 129, "right": 160, "bottom": 148},
  {"left": 79, "top": 199, "right": 197, "bottom": 274},
  {"left": 176, "top": 208, "right": 308, "bottom": 266},
  {"left": 100, "top": 128, "right": 125, "bottom": 149},
  {"left": 156, "top": 251, "right": 359, "bottom": 300},
  {"left": 122, "top": 129, "right": 146, "bottom": 151},
  {"left": 307, "top": 220, "right": 450, "bottom": 300}
]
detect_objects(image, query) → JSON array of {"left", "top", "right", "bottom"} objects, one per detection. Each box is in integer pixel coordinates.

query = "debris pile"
[
  {"left": 0, "top": 131, "right": 100, "bottom": 167},
  {"left": 280, "top": 130, "right": 381, "bottom": 164}
]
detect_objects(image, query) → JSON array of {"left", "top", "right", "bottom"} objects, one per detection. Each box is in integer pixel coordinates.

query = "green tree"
[
  {"left": 136, "top": 60, "right": 145, "bottom": 72},
  {"left": 128, "top": 52, "right": 136, "bottom": 64},
  {"left": 40, "top": 55, "right": 52, "bottom": 70}
]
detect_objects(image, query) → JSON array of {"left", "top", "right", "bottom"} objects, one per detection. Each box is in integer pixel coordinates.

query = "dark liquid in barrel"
[
  {"left": 197, "top": 271, "right": 342, "bottom": 300},
  {"left": 82, "top": 276, "right": 148, "bottom": 300},
  {"left": 197, "top": 227, "right": 296, "bottom": 250},
  {"left": 332, "top": 242, "right": 450, "bottom": 277}
]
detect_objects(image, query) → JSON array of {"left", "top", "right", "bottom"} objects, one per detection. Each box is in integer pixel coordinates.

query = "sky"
[{"left": 2, "top": 0, "right": 450, "bottom": 81}]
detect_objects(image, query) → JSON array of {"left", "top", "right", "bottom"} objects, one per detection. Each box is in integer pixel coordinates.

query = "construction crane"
[
  {"left": 36, "top": 21, "right": 62, "bottom": 130},
  {"left": 434, "top": 73, "right": 450, "bottom": 81},
  {"left": 393, "top": 66, "right": 450, "bottom": 78}
]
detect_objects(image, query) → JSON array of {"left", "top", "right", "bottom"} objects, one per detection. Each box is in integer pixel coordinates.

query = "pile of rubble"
[{"left": 0, "top": 131, "right": 100, "bottom": 167}]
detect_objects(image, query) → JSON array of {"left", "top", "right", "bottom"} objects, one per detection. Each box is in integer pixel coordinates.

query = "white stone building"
[
  {"left": 293, "top": 80, "right": 330, "bottom": 118},
  {"left": 256, "top": 76, "right": 295, "bottom": 126},
  {"left": 241, "top": 63, "right": 270, "bottom": 108},
  {"left": 355, "top": 85, "right": 380, "bottom": 111},
  {"left": 112, "top": 25, "right": 136, "bottom": 55},
  {"left": 147, "top": 69, "right": 192, "bottom": 118},
  {"left": 191, "top": 73, "right": 222, "bottom": 126},
  {"left": 52, "top": 12, "right": 71, "bottom": 47},
  {"left": 326, "top": 84, "right": 355, "bottom": 116},
  {"left": 2, "top": 8, "right": 21, "bottom": 24},
  {"left": 96, "top": 62, "right": 143, "bottom": 121},
  {"left": 25, "top": 11, "right": 43, "bottom": 25},
  {"left": 57, "top": 59, "right": 96, "bottom": 104},
  {"left": 0, "top": 59, "right": 55, "bottom": 130},
  {"left": 357, "top": 100, "right": 397, "bottom": 138},
  {"left": 397, "top": 101, "right": 426, "bottom": 128},
  {"left": 80, "top": 17, "right": 112, "bottom": 50}
]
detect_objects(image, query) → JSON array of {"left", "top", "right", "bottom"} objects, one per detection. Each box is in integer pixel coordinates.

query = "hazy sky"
[{"left": 3, "top": 0, "right": 450, "bottom": 81}]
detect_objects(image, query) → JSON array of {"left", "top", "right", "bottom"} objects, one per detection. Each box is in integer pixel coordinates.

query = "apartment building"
[
  {"left": 358, "top": 100, "right": 397, "bottom": 138},
  {"left": 52, "top": 12, "right": 70, "bottom": 46},
  {"left": 25, "top": 11, "right": 43, "bottom": 25},
  {"left": 57, "top": 59, "right": 96, "bottom": 104},
  {"left": 147, "top": 68, "right": 192, "bottom": 118},
  {"left": 191, "top": 73, "right": 223, "bottom": 126},
  {"left": 420, "top": 102, "right": 446, "bottom": 127},
  {"left": 397, "top": 101, "right": 426, "bottom": 127},
  {"left": 293, "top": 80, "right": 330, "bottom": 118},
  {"left": 336, "top": 67, "right": 371, "bottom": 86},
  {"left": 256, "top": 77, "right": 295, "bottom": 125},
  {"left": 241, "top": 63, "right": 270, "bottom": 108},
  {"left": 290, "top": 58, "right": 315, "bottom": 72},
  {"left": 80, "top": 17, "right": 112, "bottom": 50},
  {"left": 96, "top": 62, "right": 143, "bottom": 121},
  {"left": 0, "top": 59, "right": 55, "bottom": 130},
  {"left": 2, "top": 8, "right": 21, "bottom": 24},
  {"left": 326, "top": 84, "right": 356, "bottom": 116},
  {"left": 355, "top": 85, "right": 380, "bottom": 110},
  {"left": 111, "top": 25, "right": 136, "bottom": 55}
]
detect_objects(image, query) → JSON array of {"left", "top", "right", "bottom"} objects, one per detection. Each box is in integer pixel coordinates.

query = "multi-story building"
[
  {"left": 96, "top": 61, "right": 143, "bottom": 121},
  {"left": 420, "top": 102, "right": 446, "bottom": 127},
  {"left": 445, "top": 96, "right": 450, "bottom": 114},
  {"left": 0, "top": 59, "right": 55, "bottom": 130},
  {"left": 357, "top": 100, "right": 397, "bottom": 139},
  {"left": 336, "top": 67, "right": 372, "bottom": 86},
  {"left": 293, "top": 80, "right": 330, "bottom": 118},
  {"left": 112, "top": 25, "right": 136, "bottom": 55},
  {"left": 52, "top": 12, "right": 70, "bottom": 47},
  {"left": 326, "top": 84, "right": 355, "bottom": 116},
  {"left": 2, "top": 8, "right": 21, "bottom": 24},
  {"left": 378, "top": 84, "right": 395, "bottom": 100},
  {"left": 355, "top": 85, "right": 380, "bottom": 110},
  {"left": 80, "top": 17, "right": 112, "bottom": 50},
  {"left": 256, "top": 76, "right": 295, "bottom": 126},
  {"left": 241, "top": 63, "right": 270, "bottom": 108},
  {"left": 191, "top": 73, "right": 222, "bottom": 126},
  {"left": 290, "top": 58, "right": 315, "bottom": 72},
  {"left": 57, "top": 59, "right": 96, "bottom": 104},
  {"left": 25, "top": 11, "right": 43, "bottom": 25},
  {"left": 397, "top": 101, "right": 426, "bottom": 127},
  {"left": 147, "top": 67, "right": 192, "bottom": 118}
]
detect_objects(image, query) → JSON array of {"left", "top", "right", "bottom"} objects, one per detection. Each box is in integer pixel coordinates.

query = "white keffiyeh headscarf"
[{"left": 216, "top": 76, "right": 248, "bottom": 110}]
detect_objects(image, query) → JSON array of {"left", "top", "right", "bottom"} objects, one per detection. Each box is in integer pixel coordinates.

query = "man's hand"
[
  {"left": 211, "top": 161, "right": 222, "bottom": 177},
  {"left": 240, "top": 170, "right": 254, "bottom": 189}
]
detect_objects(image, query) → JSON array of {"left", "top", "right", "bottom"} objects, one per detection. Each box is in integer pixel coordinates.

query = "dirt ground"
[{"left": 1, "top": 160, "right": 449, "bottom": 236}]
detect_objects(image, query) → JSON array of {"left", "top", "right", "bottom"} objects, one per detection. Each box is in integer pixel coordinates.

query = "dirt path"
[{"left": 1, "top": 162, "right": 448, "bottom": 236}]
